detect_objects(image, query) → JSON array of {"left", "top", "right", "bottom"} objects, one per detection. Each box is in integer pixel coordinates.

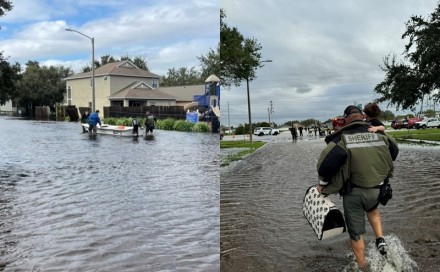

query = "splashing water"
[{"left": 342, "top": 234, "right": 418, "bottom": 272}]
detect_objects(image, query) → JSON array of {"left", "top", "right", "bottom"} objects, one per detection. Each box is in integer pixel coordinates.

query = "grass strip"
[
  {"left": 220, "top": 140, "right": 266, "bottom": 167},
  {"left": 387, "top": 129, "right": 440, "bottom": 141}
]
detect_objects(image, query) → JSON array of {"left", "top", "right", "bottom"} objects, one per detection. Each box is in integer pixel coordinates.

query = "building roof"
[
  {"left": 109, "top": 81, "right": 177, "bottom": 101},
  {"left": 159, "top": 84, "right": 205, "bottom": 102},
  {"left": 65, "top": 60, "right": 160, "bottom": 80}
]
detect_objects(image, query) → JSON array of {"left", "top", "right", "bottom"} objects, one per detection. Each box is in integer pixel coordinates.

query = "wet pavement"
[{"left": 221, "top": 135, "right": 440, "bottom": 271}]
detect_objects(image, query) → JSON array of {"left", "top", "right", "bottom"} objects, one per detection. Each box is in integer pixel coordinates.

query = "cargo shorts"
[{"left": 343, "top": 186, "right": 380, "bottom": 241}]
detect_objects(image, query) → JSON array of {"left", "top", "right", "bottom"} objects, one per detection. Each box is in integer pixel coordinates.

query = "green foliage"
[
  {"left": 160, "top": 67, "right": 203, "bottom": 87},
  {"left": 198, "top": 45, "right": 220, "bottom": 80},
  {"left": 156, "top": 117, "right": 175, "bottom": 130},
  {"left": 375, "top": 3, "right": 440, "bottom": 110},
  {"left": 220, "top": 9, "right": 263, "bottom": 88},
  {"left": 15, "top": 61, "right": 74, "bottom": 113},
  {"left": 172, "top": 120, "right": 194, "bottom": 131},
  {"left": 103, "top": 117, "right": 118, "bottom": 125},
  {"left": 423, "top": 109, "right": 436, "bottom": 117},
  {"left": 192, "top": 122, "right": 209, "bottom": 132},
  {"left": 379, "top": 110, "right": 395, "bottom": 121},
  {"left": 0, "top": 0, "right": 13, "bottom": 18},
  {"left": 220, "top": 140, "right": 266, "bottom": 167},
  {"left": 0, "top": 59, "right": 20, "bottom": 105}
]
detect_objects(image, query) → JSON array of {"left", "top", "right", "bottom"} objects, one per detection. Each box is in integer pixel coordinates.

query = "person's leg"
[
  {"left": 367, "top": 208, "right": 383, "bottom": 239},
  {"left": 350, "top": 237, "right": 366, "bottom": 268},
  {"left": 344, "top": 188, "right": 368, "bottom": 268}
]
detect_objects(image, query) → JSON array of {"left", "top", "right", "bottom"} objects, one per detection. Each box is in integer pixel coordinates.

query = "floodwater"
[
  {"left": 0, "top": 117, "right": 219, "bottom": 271},
  {"left": 221, "top": 134, "right": 440, "bottom": 272}
]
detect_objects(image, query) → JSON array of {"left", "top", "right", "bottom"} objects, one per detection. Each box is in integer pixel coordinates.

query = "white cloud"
[
  {"left": 0, "top": 0, "right": 219, "bottom": 75},
  {"left": 220, "top": 0, "right": 438, "bottom": 126}
]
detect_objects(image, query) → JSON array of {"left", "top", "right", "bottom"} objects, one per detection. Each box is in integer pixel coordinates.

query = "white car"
[{"left": 253, "top": 127, "right": 280, "bottom": 136}]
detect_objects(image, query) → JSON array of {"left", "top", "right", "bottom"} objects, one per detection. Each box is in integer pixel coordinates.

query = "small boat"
[{"left": 81, "top": 123, "right": 143, "bottom": 137}]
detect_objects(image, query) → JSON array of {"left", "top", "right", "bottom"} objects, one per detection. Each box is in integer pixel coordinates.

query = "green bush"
[
  {"left": 192, "top": 122, "right": 209, "bottom": 132},
  {"left": 172, "top": 120, "right": 194, "bottom": 131},
  {"left": 103, "top": 117, "right": 118, "bottom": 125},
  {"left": 157, "top": 118, "right": 175, "bottom": 130},
  {"left": 98, "top": 117, "right": 210, "bottom": 133}
]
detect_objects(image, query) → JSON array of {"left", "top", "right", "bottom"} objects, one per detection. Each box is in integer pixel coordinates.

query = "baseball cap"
[{"left": 343, "top": 105, "right": 362, "bottom": 117}]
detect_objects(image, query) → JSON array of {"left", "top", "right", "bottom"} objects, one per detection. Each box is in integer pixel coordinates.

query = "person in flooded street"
[
  {"left": 316, "top": 105, "right": 399, "bottom": 270},
  {"left": 80, "top": 110, "right": 89, "bottom": 133},
  {"left": 145, "top": 111, "right": 157, "bottom": 135},
  {"left": 88, "top": 110, "right": 101, "bottom": 134},
  {"left": 289, "top": 124, "right": 297, "bottom": 141},
  {"left": 131, "top": 117, "right": 139, "bottom": 137}
]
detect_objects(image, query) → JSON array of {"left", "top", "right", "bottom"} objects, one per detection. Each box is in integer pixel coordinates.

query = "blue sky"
[
  {"left": 221, "top": 0, "right": 440, "bottom": 127},
  {"left": 0, "top": 0, "right": 219, "bottom": 75}
]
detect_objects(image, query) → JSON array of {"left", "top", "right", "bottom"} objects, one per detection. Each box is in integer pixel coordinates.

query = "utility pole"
[
  {"left": 268, "top": 107, "right": 271, "bottom": 124},
  {"left": 269, "top": 100, "right": 274, "bottom": 128},
  {"left": 228, "top": 102, "right": 231, "bottom": 133}
]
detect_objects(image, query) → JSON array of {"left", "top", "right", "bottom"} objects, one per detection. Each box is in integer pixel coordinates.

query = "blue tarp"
[{"left": 186, "top": 111, "right": 199, "bottom": 123}]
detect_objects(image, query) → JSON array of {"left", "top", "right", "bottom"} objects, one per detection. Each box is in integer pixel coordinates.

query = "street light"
[
  {"left": 247, "top": 59, "right": 272, "bottom": 147},
  {"left": 65, "top": 28, "right": 95, "bottom": 112}
]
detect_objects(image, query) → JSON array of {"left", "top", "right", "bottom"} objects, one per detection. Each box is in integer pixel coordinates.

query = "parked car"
[
  {"left": 253, "top": 127, "right": 280, "bottom": 136},
  {"left": 414, "top": 117, "right": 440, "bottom": 129},
  {"left": 391, "top": 117, "right": 422, "bottom": 129},
  {"left": 391, "top": 120, "right": 407, "bottom": 129}
]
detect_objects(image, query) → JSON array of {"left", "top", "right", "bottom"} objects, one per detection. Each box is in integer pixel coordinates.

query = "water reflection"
[{"left": 0, "top": 117, "right": 219, "bottom": 271}]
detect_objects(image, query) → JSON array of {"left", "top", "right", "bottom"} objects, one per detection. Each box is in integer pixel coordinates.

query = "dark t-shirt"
[{"left": 369, "top": 118, "right": 384, "bottom": 127}]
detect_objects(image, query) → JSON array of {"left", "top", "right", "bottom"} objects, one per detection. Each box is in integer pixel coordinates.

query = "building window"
[
  {"left": 152, "top": 79, "right": 158, "bottom": 88},
  {"left": 130, "top": 101, "right": 142, "bottom": 107}
]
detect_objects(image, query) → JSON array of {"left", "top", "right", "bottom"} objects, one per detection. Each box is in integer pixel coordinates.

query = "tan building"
[
  {"left": 64, "top": 60, "right": 161, "bottom": 113},
  {"left": 159, "top": 85, "right": 205, "bottom": 107},
  {"left": 64, "top": 60, "right": 206, "bottom": 115}
]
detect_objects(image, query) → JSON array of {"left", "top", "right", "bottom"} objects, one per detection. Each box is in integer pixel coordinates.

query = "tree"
[
  {"left": 0, "top": 0, "right": 12, "bottom": 22},
  {"left": 0, "top": 60, "right": 21, "bottom": 105},
  {"left": 160, "top": 67, "right": 202, "bottom": 87},
  {"left": 221, "top": 9, "right": 264, "bottom": 145},
  {"left": 423, "top": 109, "right": 436, "bottom": 117},
  {"left": 220, "top": 9, "right": 263, "bottom": 88},
  {"left": 198, "top": 45, "right": 220, "bottom": 80},
  {"left": 374, "top": 3, "right": 440, "bottom": 110},
  {"left": 16, "top": 61, "right": 73, "bottom": 113},
  {"left": 379, "top": 110, "right": 395, "bottom": 121}
]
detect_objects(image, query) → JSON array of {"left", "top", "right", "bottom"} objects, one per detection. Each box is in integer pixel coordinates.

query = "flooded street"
[
  {"left": 0, "top": 117, "right": 219, "bottom": 271},
  {"left": 221, "top": 135, "right": 440, "bottom": 271}
]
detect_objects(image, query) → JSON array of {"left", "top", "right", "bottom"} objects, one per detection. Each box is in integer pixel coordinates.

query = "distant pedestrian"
[
  {"left": 145, "top": 111, "right": 157, "bottom": 135},
  {"left": 298, "top": 126, "right": 303, "bottom": 137},
  {"left": 80, "top": 110, "right": 89, "bottom": 133},
  {"left": 131, "top": 117, "right": 139, "bottom": 136},
  {"left": 289, "top": 125, "right": 297, "bottom": 141}
]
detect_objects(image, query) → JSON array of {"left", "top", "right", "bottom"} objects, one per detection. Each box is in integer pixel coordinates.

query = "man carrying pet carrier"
[{"left": 316, "top": 105, "right": 399, "bottom": 270}]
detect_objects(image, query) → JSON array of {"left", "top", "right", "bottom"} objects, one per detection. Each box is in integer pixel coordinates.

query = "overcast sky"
[
  {"left": 220, "top": 0, "right": 439, "bottom": 127},
  {"left": 0, "top": 0, "right": 219, "bottom": 76}
]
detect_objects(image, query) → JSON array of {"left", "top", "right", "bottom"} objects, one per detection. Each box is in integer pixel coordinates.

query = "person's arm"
[
  {"left": 317, "top": 143, "right": 347, "bottom": 184},
  {"left": 368, "top": 125, "right": 385, "bottom": 133}
]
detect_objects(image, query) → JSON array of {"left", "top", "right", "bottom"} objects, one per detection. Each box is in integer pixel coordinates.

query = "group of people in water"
[{"left": 80, "top": 110, "right": 156, "bottom": 137}]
